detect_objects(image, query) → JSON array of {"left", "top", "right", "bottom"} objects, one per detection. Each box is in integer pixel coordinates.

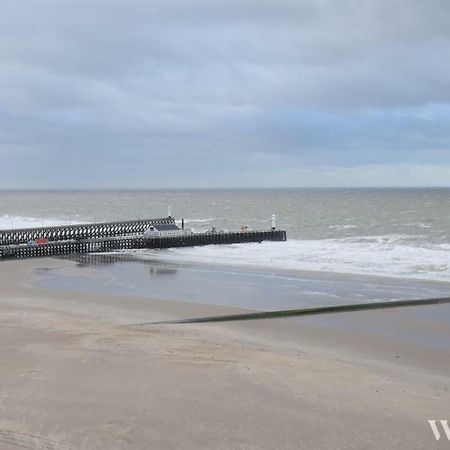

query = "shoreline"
[
  {"left": 117, "top": 244, "right": 450, "bottom": 285},
  {"left": 29, "top": 254, "right": 450, "bottom": 316},
  {"left": 1, "top": 257, "right": 450, "bottom": 449}
]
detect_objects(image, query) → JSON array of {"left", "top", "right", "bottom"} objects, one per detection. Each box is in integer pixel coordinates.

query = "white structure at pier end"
[{"left": 143, "top": 223, "right": 184, "bottom": 238}]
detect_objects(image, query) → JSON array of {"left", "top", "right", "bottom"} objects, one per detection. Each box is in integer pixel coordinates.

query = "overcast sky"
[{"left": 1, "top": 0, "right": 450, "bottom": 188}]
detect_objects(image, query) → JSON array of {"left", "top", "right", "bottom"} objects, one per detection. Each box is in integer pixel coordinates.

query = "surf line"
[{"left": 128, "top": 296, "right": 450, "bottom": 326}]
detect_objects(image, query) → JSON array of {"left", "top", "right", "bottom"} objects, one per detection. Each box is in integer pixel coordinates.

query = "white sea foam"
[
  {"left": 130, "top": 237, "right": 450, "bottom": 282},
  {"left": 0, "top": 215, "right": 78, "bottom": 230}
]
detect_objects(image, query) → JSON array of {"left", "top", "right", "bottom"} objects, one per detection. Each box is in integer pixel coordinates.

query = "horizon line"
[{"left": 1, "top": 186, "right": 450, "bottom": 192}]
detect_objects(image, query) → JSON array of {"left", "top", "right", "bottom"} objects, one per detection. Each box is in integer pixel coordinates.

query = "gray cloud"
[{"left": 0, "top": 0, "right": 450, "bottom": 187}]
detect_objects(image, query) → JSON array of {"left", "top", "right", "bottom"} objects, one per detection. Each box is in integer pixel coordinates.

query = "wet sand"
[
  {"left": 1, "top": 258, "right": 450, "bottom": 449},
  {"left": 34, "top": 254, "right": 450, "bottom": 311}
]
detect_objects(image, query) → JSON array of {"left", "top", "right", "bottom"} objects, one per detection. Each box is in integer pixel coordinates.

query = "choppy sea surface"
[{"left": 1, "top": 188, "right": 450, "bottom": 282}]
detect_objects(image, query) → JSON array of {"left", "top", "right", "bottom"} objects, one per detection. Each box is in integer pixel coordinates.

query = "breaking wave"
[{"left": 129, "top": 236, "right": 450, "bottom": 282}]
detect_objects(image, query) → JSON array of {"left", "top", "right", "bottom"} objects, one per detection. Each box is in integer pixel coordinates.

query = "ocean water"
[{"left": 1, "top": 188, "right": 450, "bottom": 282}]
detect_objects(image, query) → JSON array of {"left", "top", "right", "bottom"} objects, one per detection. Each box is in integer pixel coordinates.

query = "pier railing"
[{"left": 0, "top": 217, "right": 174, "bottom": 246}]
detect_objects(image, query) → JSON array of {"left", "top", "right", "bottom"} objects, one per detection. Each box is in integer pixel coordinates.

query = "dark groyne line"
[
  {"left": 130, "top": 296, "right": 450, "bottom": 326},
  {"left": 0, "top": 229, "right": 287, "bottom": 260},
  {"left": 0, "top": 217, "right": 174, "bottom": 245}
]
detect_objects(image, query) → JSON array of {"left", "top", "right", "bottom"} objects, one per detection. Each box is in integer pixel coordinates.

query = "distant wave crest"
[{"left": 0, "top": 215, "right": 77, "bottom": 230}]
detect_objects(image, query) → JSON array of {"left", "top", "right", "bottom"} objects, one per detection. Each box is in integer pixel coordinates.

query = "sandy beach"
[{"left": 1, "top": 258, "right": 450, "bottom": 449}]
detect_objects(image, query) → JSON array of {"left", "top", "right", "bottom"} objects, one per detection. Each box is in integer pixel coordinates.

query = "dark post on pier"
[{"left": 0, "top": 217, "right": 287, "bottom": 260}]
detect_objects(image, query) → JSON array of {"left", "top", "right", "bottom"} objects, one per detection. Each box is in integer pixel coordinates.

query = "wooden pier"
[{"left": 0, "top": 218, "right": 287, "bottom": 260}]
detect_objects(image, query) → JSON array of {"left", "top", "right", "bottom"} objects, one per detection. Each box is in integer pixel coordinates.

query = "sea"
[
  {"left": 3, "top": 188, "right": 450, "bottom": 346},
  {"left": 1, "top": 188, "right": 450, "bottom": 282}
]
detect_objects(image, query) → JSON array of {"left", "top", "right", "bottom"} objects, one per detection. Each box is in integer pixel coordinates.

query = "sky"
[{"left": 0, "top": 0, "right": 450, "bottom": 188}]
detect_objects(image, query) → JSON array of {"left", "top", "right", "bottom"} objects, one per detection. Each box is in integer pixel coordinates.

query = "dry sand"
[{"left": 1, "top": 258, "right": 450, "bottom": 450}]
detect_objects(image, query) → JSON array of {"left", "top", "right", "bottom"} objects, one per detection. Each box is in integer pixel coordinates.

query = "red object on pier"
[{"left": 35, "top": 238, "right": 49, "bottom": 245}]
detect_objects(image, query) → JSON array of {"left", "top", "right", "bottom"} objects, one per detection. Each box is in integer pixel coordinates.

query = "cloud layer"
[{"left": 1, "top": 0, "right": 450, "bottom": 187}]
